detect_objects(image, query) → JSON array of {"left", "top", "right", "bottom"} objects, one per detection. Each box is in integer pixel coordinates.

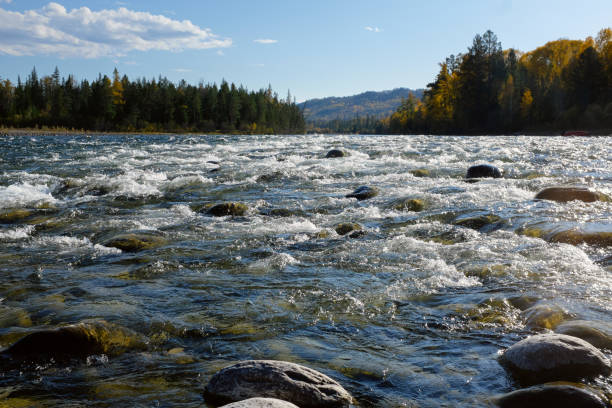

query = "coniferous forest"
[{"left": 0, "top": 69, "right": 305, "bottom": 134}]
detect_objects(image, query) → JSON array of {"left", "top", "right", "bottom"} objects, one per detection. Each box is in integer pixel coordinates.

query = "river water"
[{"left": 0, "top": 133, "right": 610, "bottom": 407}]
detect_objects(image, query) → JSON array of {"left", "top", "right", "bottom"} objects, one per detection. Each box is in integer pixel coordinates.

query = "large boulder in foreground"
[
  {"left": 207, "top": 202, "right": 248, "bottom": 217},
  {"left": 495, "top": 384, "right": 608, "bottom": 408},
  {"left": 204, "top": 360, "right": 353, "bottom": 408},
  {"left": 499, "top": 334, "right": 611, "bottom": 385},
  {"left": 466, "top": 164, "right": 502, "bottom": 179},
  {"left": 220, "top": 398, "right": 299, "bottom": 408},
  {"left": 1, "top": 320, "right": 146, "bottom": 363},
  {"left": 346, "top": 186, "right": 379, "bottom": 201},
  {"left": 535, "top": 187, "right": 610, "bottom": 203}
]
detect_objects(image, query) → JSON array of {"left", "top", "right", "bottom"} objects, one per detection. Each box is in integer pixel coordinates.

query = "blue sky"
[{"left": 1, "top": 0, "right": 611, "bottom": 102}]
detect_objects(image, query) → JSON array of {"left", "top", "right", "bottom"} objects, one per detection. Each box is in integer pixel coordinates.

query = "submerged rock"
[
  {"left": 103, "top": 231, "right": 167, "bottom": 252},
  {"left": 453, "top": 213, "right": 503, "bottom": 232},
  {"left": 522, "top": 304, "right": 572, "bottom": 330},
  {"left": 0, "top": 209, "right": 33, "bottom": 223},
  {"left": 535, "top": 187, "right": 610, "bottom": 203},
  {"left": 204, "top": 360, "right": 353, "bottom": 408},
  {"left": 220, "top": 398, "right": 299, "bottom": 408},
  {"left": 466, "top": 164, "right": 503, "bottom": 179},
  {"left": 555, "top": 320, "right": 612, "bottom": 350},
  {"left": 391, "top": 198, "right": 425, "bottom": 212},
  {"left": 207, "top": 202, "right": 248, "bottom": 217},
  {"left": 325, "top": 149, "right": 349, "bottom": 158},
  {"left": 2, "top": 320, "right": 146, "bottom": 363},
  {"left": 346, "top": 186, "right": 379, "bottom": 201},
  {"left": 410, "top": 169, "right": 430, "bottom": 178},
  {"left": 499, "top": 333, "right": 612, "bottom": 385},
  {"left": 260, "top": 208, "right": 306, "bottom": 218},
  {"left": 495, "top": 384, "right": 607, "bottom": 408},
  {"left": 549, "top": 229, "right": 612, "bottom": 247},
  {"left": 335, "top": 223, "right": 362, "bottom": 236}
]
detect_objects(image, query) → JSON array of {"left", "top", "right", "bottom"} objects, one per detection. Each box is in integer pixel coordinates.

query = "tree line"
[
  {"left": 0, "top": 68, "right": 305, "bottom": 134},
  {"left": 313, "top": 28, "right": 612, "bottom": 134}
]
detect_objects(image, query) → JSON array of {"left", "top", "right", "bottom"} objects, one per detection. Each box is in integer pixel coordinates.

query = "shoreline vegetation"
[
  {"left": 0, "top": 71, "right": 305, "bottom": 134},
  {"left": 1, "top": 28, "right": 611, "bottom": 136},
  {"left": 311, "top": 28, "right": 612, "bottom": 135}
]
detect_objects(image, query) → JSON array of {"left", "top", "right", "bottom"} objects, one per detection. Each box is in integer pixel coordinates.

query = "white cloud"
[
  {"left": 0, "top": 2, "right": 232, "bottom": 58},
  {"left": 254, "top": 39, "right": 278, "bottom": 44},
  {"left": 173, "top": 68, "right": 192, "bottom": 73},
  {"left": 365, "top": 26, "right": 381, "bottom": 33}
]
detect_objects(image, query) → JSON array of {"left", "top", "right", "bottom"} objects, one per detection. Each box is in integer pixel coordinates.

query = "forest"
[
  {"left": 0, "top": 69, "right": 305, "bottom": 134},
  {"left": 387, "top": 28, "right": 612, "bottom": 134}
]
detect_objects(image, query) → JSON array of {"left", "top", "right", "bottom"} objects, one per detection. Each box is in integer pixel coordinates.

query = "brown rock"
[{"left": 535, "top": 187, "right": 610, "bottom": 203}]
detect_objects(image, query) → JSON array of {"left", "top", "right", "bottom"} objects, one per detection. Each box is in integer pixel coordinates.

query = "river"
[{"left": 0, "top": 133, "right": 610, "bottom": 407}]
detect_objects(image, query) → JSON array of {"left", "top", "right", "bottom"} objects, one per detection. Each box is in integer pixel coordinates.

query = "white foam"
[
  {"left": 0, "top": 225, "right": 35, "bottom": 240},
  {"left": 0, "top": 183, "right": 57, "bottom": 209}
]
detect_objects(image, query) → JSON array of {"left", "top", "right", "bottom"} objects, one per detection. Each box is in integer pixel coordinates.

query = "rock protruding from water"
[
  {"left": 521, "top": 304, "right": 572, "bottom": 330},
  {"left": 466, "top": 164, "right": 503, "bottom": 179},
  {"left": 204, "top": 360, "right": 353, "bottom": 408},
  {"left": 325, "top": 149, "right": 349, "bottom": 158},
  {"left": 346, "top": 186, "right": 379, "bottom": 201},
  {"left": 103, "top": 231, "right": 167, "bottom": 252},
  {"left": 499, "top": 333, "right": 612, "bottom": 385},
  {"left": 220, "top": 398, "right": 299, "bottom": 408},
  {"left": 555, "top": 320, "right": 612, "bottom": 350},
  {"left": 207, "top": 202, "right": 248, "bottom": 216},
  {"left": 535, "top": 187, "right": 611, "bottom": 203},
  {"left": 335, "top": 223, "right": 362, "bottom": 236},
  {"left": 495, "top": 384, "right": 607, "bottom": 408},
  {"left": 2, "top": 320, "right": 146, "bottom": 363},
  {"left": 410, "top": 169, "right": 430, "bottom": 178}
]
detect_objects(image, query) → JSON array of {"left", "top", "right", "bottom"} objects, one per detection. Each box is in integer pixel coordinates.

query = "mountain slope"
[{"left": 299, "top": 88, "right": 424, "bottom": 122}]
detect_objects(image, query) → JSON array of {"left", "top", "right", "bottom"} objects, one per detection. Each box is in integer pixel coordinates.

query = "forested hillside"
[
  {"left": 299, "top": 88, "right": 424, "bottom": 122},
  {"left": 388, "top": 28, "right": 612, "bottom": 134},
  {"left": 0, "top": 69, "right": 305, "bottom": 134}
]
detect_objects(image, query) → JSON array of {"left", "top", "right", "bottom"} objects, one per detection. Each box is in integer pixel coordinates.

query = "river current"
[{"left": 0, "top": 133, "right": 611, "bottom": 407}]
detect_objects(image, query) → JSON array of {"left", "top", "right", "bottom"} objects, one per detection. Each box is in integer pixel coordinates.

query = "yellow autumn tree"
[
  {"left": 111, "top": 68, "right": 125, "bottom": 106},
  {"left": 520, "top": 88, "right": 533, "bottom": 121}
]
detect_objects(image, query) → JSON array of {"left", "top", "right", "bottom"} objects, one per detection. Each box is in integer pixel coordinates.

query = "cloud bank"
[{"left": 0, "top": 2, "right": 232, "bottom": 58}]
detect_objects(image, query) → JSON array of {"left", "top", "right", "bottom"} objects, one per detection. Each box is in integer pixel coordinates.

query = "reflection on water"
[{"left": 0, "top": 133, "right": 611, "bottom": 406}]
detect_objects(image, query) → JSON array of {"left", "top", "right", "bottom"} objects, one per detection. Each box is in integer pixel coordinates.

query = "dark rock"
[
  {"left": 453, "top": 213, "right": 503, "bottom": 232},
  {"left": 466, "top": 164, "right": 503, "bottom": 179},
  {"left": 346, "top": 186, "right": 379, "bottom": 201},
  {"left": 260, "top": 208, "right": 306, "bottom": 218},
  {"left": 335, "top": 223, "right": 362, "bottom": 236},
  {"left": 325, "top": 149, "right": 348, "bottom": 158},
  {"left": 220, "top": 398, "right": 299, "bottom": 408},
  {"left": 207, "top": 202, "right": 248, "bottom": 217},
  {"left": 204, "top": 360, "right": 353, "bottom": 408},
  {"left": 499, "top": 333, "right": 612, "bottom": 385},
  {"left": 555, "top": 320, "right": 612, "bottom": 350},
  {"left": 535, "top": 187, "right": 611, "bottom": 203},
  {"left": 2, "top": 320, "right": 146, "bottom": 363},
  {"left": 102, "top": 231, "right": 167, "bottom": 252},
  {"left": 495, "top": 384, "right": 607, "bottom": 408},
  {"left": 348, "top": 230, "right": 367, "bottom": 239}
]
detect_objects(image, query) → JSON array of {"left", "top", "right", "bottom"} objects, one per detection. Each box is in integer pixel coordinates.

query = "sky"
[{"left": 1, "top": 0, "right": 611, "bottom": 102}]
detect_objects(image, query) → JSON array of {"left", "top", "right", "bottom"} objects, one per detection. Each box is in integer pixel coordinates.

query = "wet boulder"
[
  {"left": 453, "top": 213, "right": 503, "bottom": 232},
  {"left": 410, "top": 169, "right": 430, "bottom": 178},
  {"left": 1, "top": 320, "right": 146, "bottom": 363},
  {"left": 335, "top": 223, "right": 362, "bottom": 236},
  {"left": 207, "top": 202, "right": 248, "bottom": 217},
  {"left": 220, "top": 398, "right": 299, "bottom": 408},
  {"left": 0, "top": 209, "right": 33, "bottom": 223},
  {"left": 499, "top": 333, "right": 612, "bottom": 385},
  {"left": 522, "top": 304, "right": 572, "bottom": 330},
  {"left": 555, "top": 320, "right": 612, "bottom": 350},
  {"left": 325, "top": 149, "right": 349, "bottom": 158},
  {"left": 260, "top": 208, "right": 307, "bottom": 218},
  {"left": 346, "top": 186, "right": 379, "bottom": 201},
  {"left": 549, "top": 229, "right": 612, "bottom": 247},
  {"left": 495, "top": 384, "right": 607, "bottom": 408},
  {"left": 102, "top": 231, "right": 167, "bottom": 252},
  {"left": 466, "top": 164, "right": 503, "bottom": 179},
  {"left": 204, "top": 360, "right": 353, "bottom": 408},
  {"left": 535, "top": 187, "right": 611, "bottom": 203}
]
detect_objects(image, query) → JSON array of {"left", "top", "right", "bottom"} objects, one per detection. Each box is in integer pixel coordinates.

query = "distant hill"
[{"left": 299, "top": 88, "right": 424, "bottom": 122}]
